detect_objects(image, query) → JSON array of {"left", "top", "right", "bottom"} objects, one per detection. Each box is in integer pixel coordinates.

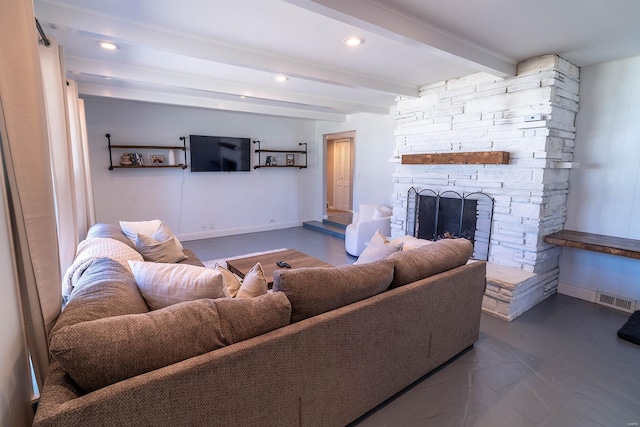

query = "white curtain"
[
  {"left": 0, "top": 0, "right": 62, "bottom": 397},
  {"left": 67, "top": 82, "right": 95, "bottom": 238},
  {"left": 39, "top": 39, "right": 95, "bottom": 276}
]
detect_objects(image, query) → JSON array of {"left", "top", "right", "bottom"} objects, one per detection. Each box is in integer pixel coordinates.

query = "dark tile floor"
[
  {"left": 183, "top": 227, "right": 640, "bottom": 427},
  {"left": 183, "top": 226, "right": 357, "bottom": 267}
]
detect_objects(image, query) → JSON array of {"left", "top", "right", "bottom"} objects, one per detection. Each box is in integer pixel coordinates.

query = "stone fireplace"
[{"left": 391, "top": 55, "right": 580, "bottom": 320}]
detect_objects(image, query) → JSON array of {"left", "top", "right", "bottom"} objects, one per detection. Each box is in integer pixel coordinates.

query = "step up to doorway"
[{"left": 303, "top": 220, "right": 346, "bottom": 239}]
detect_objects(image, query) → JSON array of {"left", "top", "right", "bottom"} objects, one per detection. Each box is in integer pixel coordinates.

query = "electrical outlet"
[
  {"left": 269, "top": 219, "right": 275, "bottom": 223},
  {"left": 524, "top": 114, "right": 543, "bottom": 122}
]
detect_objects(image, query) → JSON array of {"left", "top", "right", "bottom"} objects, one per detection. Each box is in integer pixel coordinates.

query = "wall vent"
[{"left": 595, "top": 291, "right": 637, "bottom": 313}]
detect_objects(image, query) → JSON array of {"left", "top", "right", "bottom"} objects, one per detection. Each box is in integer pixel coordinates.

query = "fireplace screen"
[{"left": 406, "top": 188, "right": 493, "bottom": 260}]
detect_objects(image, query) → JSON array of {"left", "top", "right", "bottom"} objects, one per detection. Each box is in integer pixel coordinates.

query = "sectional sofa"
[{"left": 33, "top": 223, "right": 486, "bottom": 427}]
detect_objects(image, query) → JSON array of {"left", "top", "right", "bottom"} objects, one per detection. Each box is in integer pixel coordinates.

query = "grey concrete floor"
[
  {"left": 183, "top": 226, "right": 357, "bottom": 267},
  {"left": 183, "top": 227, "right": 640, "bottom": 427}
]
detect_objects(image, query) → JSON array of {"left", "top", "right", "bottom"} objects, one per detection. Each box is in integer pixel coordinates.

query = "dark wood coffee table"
[{"left": 226, "top": 249, "right": 333, "bottom": 287}]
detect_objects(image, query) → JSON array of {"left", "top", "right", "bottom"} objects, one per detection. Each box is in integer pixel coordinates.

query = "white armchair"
[{"left": 345, "top": 204, "right": 392, "bottom": 256}]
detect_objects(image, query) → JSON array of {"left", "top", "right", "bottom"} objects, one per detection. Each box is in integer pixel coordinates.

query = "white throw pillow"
[
  {"left": 135, "top": 233, "right": 187, "bottom": 263},
  {"left": 355, "top": 230, "right": 403, "bottom": 264},
  {"left": 120, "top": 219, "right": 183, "bottom": 250},
  {"left": 358, "top": 204, "right": 378, "bottom": 222},
  {"left": 214, "top": 263, "right": 243, "bottom": 298},
  {"left": 373, "top": 206, "right": 392, "bottom": 219},
  {"left": 129, "top": 261, "right": 229, "bottom": 310},
  {"left": 391, "top": 235, "right": 434, "bottom": 251},
  {"left": 235, "top": 263, "right": 268, "bottom": 299}
]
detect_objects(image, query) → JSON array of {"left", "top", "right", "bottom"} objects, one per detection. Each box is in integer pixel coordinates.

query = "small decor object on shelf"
[
  {"left": 150, "top": 155, "right": 165, "bottom": 165},
  {"left": 131, "top": 152, "right": 144, "bottom": 166},
  {"left": 265, "top": 155, "right": 272, "bottom": 166},
  {"left": 286, "top": 154, "right": 294, "bottom": 166},
  {"left": 271, "top": 156, "right": 278, "bottom": 166},
  {"left": 120, "top": 154, "right": 133, "bottom": 166}
]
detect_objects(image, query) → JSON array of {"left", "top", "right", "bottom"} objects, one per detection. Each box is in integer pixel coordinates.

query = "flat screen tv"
[{"left": 189, "top": 135, "right": 251, "bottom": 172}]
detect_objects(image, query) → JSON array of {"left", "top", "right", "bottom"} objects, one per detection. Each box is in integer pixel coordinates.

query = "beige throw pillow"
[
  {"left": 355, "top": 230, "right": 403, "bottom": 264},
  {"left": 49, "top": 293, "right": 292, "bottom": 392},
  {"left": 135, "top": 233, "right": 187, "bottom": 263},
  {"left": 129, "top": 260, "right": 229, "bottom": 310},
  {"left": 235, "top": 263, "right": 268, "bottom": 299},
  {"left": 120, "top": 219, "right": 183, "bottom": 250},
  {"left": 214, "top": 263, "right": 243, "bottom": 297}
]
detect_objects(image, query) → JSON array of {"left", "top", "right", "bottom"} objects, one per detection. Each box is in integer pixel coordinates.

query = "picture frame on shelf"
[
  {"left": 150, "top": 154, "right": 166, "bottom": 165},
  {"left": 286, "top": 154, "right": 294, "bottom": 166}
]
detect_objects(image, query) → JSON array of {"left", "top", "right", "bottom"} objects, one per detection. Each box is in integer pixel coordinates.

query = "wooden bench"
[{"left": 544, "top": 229, "right": 640, "bottom": 260}]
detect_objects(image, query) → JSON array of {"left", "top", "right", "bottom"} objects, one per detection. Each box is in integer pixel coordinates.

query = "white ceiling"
[{"left": 34, "top": 0, "right": 640, "bottom": 121}]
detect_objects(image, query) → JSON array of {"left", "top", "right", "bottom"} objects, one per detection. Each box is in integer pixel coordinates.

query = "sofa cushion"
[
  {"left": 129, "top": 260, "right": 229, "bottom": 310},
  {"left": 354, "top": 230, "right": 403, "bottom": 264},
  {"left": 273, "top": 259, "right": 394, "bottom": 323},
  {"left": 52, "top": 258, "right": 149, "bottom": 336},
  {"left": 135, "top": 233, "right": 188, "bottom": 263},
  {"left": 387, "top": 238, "right": 473, "bottom": 289},
  {"left": 178, "top": 248, "right": 205, "bottom": 267},
  {"left": 49, "top": 292, "right": 291, "bottom": 392},
  {"left": 85, "top": 223, "right": 136, "bottom": 250}
]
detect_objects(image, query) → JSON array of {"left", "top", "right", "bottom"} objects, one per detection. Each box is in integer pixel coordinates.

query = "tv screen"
[{"left": 189, "top": 135, "right": 251, "bottom": 172}]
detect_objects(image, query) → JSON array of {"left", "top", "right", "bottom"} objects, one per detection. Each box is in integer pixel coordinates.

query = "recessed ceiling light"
[
  {"left": 98, "top": 41, "right": 119, "bottom": 50},
  {"left": 275, "top": 75, "right": 289, "bottom": 82},
  {"left": 342, "top": 37, "right": 364, "bottom": 47}
]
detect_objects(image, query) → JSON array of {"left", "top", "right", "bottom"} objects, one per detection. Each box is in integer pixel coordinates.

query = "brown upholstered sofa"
[{"left": 33, "top": 224, "right": 486, "bottom": 427}]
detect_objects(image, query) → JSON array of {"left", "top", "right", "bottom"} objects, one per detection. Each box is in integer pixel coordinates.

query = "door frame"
[{"left": 323, "top": 131, "right": 355, "bottom": 219}]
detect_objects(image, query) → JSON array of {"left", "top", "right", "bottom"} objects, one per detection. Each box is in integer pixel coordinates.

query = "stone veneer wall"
[{"left": 391, "top": 55, "right": 580, "bottom": 320}]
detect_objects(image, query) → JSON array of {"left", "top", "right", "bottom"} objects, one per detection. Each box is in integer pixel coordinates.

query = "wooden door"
[{"left": 334, "top": 139, "right": 351, "bottom": 211}]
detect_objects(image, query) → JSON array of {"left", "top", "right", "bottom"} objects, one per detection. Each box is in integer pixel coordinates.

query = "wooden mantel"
[{"left": 402, "top": 151, "right": 510, "bottom": 165}]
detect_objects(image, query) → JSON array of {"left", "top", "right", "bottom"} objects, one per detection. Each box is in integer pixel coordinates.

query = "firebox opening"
[{"left": 407, "top": 188, "right": 493, "bottom": 261}]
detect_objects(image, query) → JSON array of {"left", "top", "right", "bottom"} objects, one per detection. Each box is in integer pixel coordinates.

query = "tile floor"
[{"left": 183, "top": 227, "right": 640, "bottom": 427}]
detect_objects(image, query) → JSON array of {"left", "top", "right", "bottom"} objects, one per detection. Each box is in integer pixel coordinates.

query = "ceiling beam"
[
  {"left": 78, "top": 83, "right": 349, "bottom": 122},
  {"left": 66, "top": 57, "right": 391, "bottom": 115},
  {"left": 283, "top": 0, "right": 516, "bottom": 77},
  {"left": 36, "top": 1, "right": 418, "bottom": 97}
]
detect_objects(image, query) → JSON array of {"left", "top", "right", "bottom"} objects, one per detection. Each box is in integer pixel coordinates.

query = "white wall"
[
  {"left": 559, "top": 55, "right": 640, "bottom": 302},
  {"left": 315, "top": 111, "right": 396, "bottom": 211},
  {"left": 84, "top": 98, "right": 319, "bottom": 240}
]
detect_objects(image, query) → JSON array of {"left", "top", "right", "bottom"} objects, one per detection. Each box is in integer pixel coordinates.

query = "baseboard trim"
[
  {"left": 557, "top": 282, "right": 597, "bottom": 303},
  {"left": 177, "top": 221, "right": 303, "bottom": 241}
]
